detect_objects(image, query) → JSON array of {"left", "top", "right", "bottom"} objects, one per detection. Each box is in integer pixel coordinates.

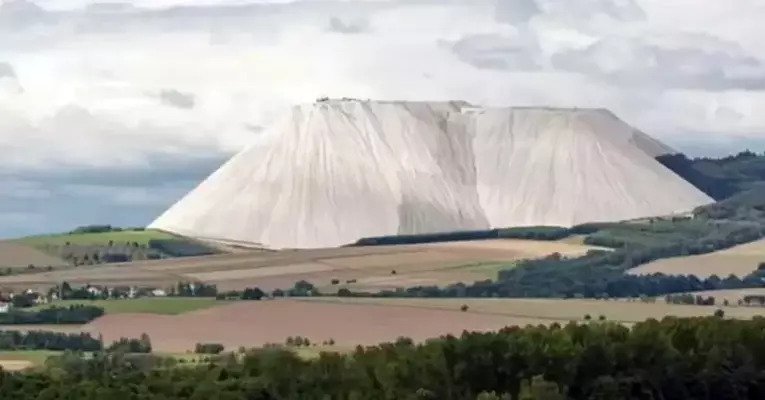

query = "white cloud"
[
  {"left": 1, "top": 0, "right": 765, "bottom": 236},
  {"left": 2, "top": 0, "right": 764, "bottom": 170}
]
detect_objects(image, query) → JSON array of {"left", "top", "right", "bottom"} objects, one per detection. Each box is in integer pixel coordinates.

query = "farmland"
[
  {"left": 0, "top": 241, "right": 67, "bottom": 269},
  {"left": 0, "top": 238, "right": 594, "bottom": 292},
  {"left": 59, "top": 297, "right": 761, "bottom": 353},
  {"left": 628, "top": 238, "right": 765, "bottom": 278}
]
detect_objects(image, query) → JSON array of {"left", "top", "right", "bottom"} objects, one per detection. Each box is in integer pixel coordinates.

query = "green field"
[
  {"left": 0, "top": 350, "right": 62, "bottom": 369},
  {"left": 17, "top": 229, "right": 176, "bottom": 248},
  {"left": 291, "top": 346, "right": 352, "bottom": 360},
  {"left": 34, "top": 298, "right": 229, "bottom": 315},
  {"left": 451, "top": 261, "right": 517, "bottom": 276}
]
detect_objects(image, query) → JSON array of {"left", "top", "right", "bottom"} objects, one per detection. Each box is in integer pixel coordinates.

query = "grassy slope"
[
  {"left": 33, "top": 298, "right": 229, "bottom": 315},
  {"left": 16, "top": 230, "right": 175, "bottom": 248}
]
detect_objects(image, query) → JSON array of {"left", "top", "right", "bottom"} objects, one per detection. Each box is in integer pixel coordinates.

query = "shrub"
[
  {"left": 108, "top": 334, "right": 152, "bottom": 354},
  {"left": 195, "top": 343, "right": 225, "bottom": 355}
]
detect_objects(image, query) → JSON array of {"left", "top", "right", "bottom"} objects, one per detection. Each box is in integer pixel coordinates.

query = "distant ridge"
[{"left": 150, "top": 100, "right": 713, "bottom": 249}]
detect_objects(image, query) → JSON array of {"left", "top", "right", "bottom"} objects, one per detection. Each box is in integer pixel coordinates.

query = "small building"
[
  {"left": 86, "top": 286, "right": 103, "bottom": 296},
  {"left": 32, "top": 293, "right": 47, "bottom": 305},
  {"left": 151, "top": 289, "right": 167, "bottom": 297},
  {"left": 0, "top": 302, "right": 10, "bottom": 313}
]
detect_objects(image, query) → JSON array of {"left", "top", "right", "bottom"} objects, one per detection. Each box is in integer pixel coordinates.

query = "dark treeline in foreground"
[
  {"left": 3, "top": 317, "right": 765, "bottom": 399},
  {"left": 0, "top": 329, "right": 154, "bottom": 354},
  {"left": 0, "top": 330, "right": 102, "bottom": 352},
  {"left": 0, "top": 305, "right": 104, "bottom": 325}
]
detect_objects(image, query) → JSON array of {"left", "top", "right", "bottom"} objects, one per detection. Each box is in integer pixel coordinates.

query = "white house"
[
  {"left": 0, "top": 302, "right": 10, "bottom": 313},
  {"left": 86, "top": 286, "right": 103, "bottom": 296},
  {"left": 152, "top": 289, "right": 167, "bottom": 297}
]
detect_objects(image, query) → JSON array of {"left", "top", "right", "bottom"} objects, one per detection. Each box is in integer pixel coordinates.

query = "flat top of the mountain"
[{"left": 306, "top": 99, "right": 620, "bottom": 116}]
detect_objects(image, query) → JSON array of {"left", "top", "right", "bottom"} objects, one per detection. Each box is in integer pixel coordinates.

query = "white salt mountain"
[{"left": 150, "top": 100, "right": 712, "bottom": 249}]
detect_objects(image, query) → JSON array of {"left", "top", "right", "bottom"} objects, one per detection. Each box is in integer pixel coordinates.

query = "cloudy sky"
[{"left": 1, "top": 0, "right": 764, "bottom": 238}]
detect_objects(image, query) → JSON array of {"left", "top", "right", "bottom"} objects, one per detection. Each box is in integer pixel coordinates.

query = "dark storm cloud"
[
  {"left": 495, "top": 0, "right": 540, "bottom": 25},
  {"left": 0, "top": 62, "right": 16, "bottom": 79},
  {"left": 451, "top": 33, "right": 540, "bottom": 71},
  {"left": 158, "top": 89, "right": 196, "bottom": 109},
  {"left": 0, "top": 0, "right": 48, "bottom": 29},
  {"left": 327, "top": 17, "right": 369, "bottom": 34},
  {"left": 552, "top": 37, "right": 765, "bottom": 90},
  {"left": 0, "top": 152, "right": 229, "bottom": 238},
  {"left": 665, "top": 134, "right": 765, "bottom": 158},
  {"left": 1, "top": 152, "right": 227, "bottom": 189}
]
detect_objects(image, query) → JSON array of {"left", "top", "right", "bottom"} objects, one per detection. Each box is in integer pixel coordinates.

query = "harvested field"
[
  {"left": 72, "top": 297, "right": 764, "bottom": 353},
  {"left": 0, "top": 351, "right": 61, "bottom": 370},
  {"left": 627, "top": 238, "right": 765, "bottom": 278},
  {"left": 80, "top": 300, "right": 534, "bottom": 353},
  {"left": 0, "top": 239, "right": 593, "bottom": 292},
  {"left": 299, "top": 297, "right": 763, "bottom": 323},
  {"left": 0, "top": 241, "right": 66, "bottom": 269},
  {"left": 0, "top": 360, "right": 33, "bottom": 371},
  {"left": 32, "top": 298, "right": 230, "bottom": 315}
]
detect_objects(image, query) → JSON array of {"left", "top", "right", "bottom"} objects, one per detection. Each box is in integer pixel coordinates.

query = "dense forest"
[
  {"left": 657, "top": 151, "right": 765, "bottom": 200},
  {"left": 2, "top": 317, "right": 765, "bottom": 399}
]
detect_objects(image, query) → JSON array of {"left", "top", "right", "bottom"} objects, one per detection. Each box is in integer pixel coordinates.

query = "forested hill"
[{"left": 657, "top": 150, "right": 765, "bottom": 200}]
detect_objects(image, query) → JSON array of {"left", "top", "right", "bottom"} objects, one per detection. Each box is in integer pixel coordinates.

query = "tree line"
[
  {"left": 0, "top": 305, "right": 104, "bottom": 325},
  {"left": 656, "top": 151, "right": 765, "bottom": 201},
  {"left": 0, "top": 330, "right": 102, "bottom": 352},
  {"left": 3, "top": 317, "right": 765, "bottom": 399}
]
